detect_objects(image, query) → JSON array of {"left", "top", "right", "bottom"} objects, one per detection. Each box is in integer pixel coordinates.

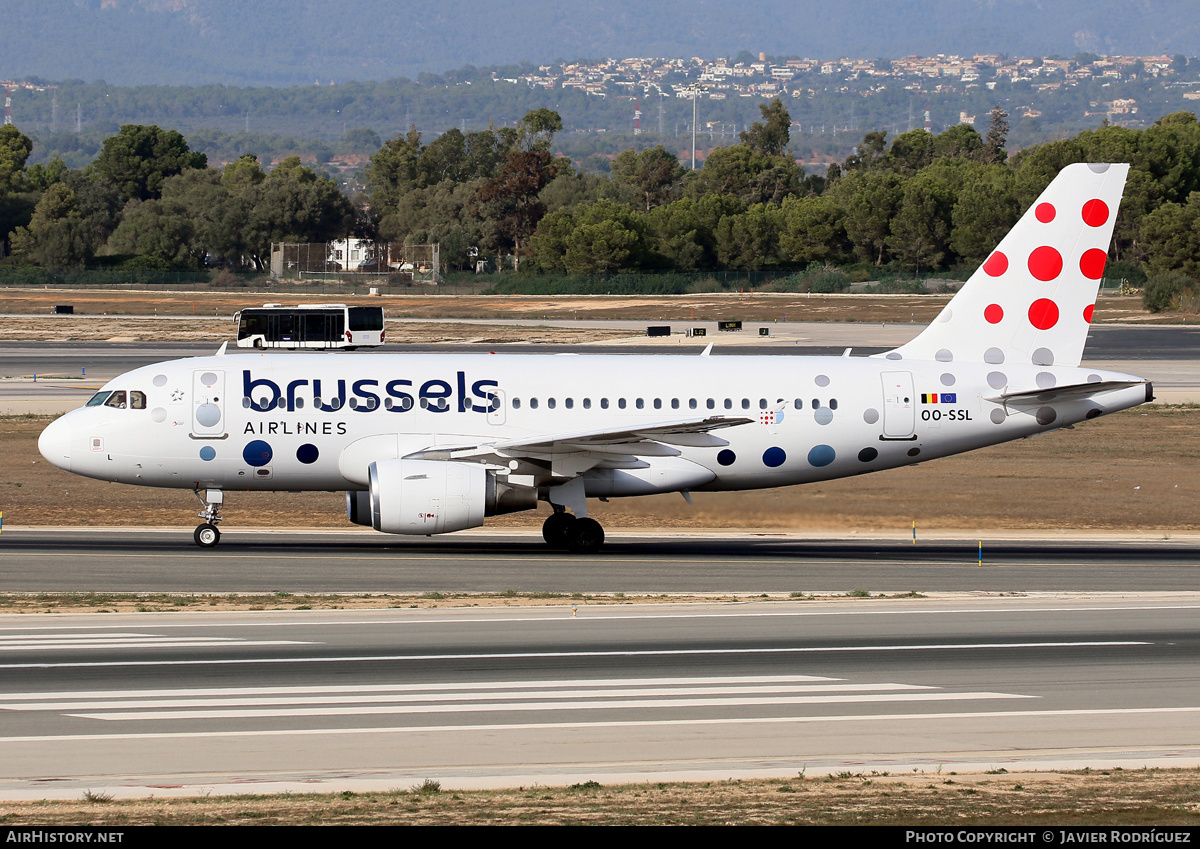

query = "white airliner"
[{"left": 38, "top": 163, "right": 1151, "bottom": 552}]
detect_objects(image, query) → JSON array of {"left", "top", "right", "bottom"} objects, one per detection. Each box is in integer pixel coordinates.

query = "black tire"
[
  {"left": 567, "top": 518, "right": 605, "bottom": 554},
  {"left": 542, "top": 512, "right": 576, "bottom": 548},
  {"left": 194, "top": 523, "right": 221, "bottom": 547}
]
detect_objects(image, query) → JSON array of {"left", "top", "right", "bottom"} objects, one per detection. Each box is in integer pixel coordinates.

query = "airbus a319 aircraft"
[{"left": 38, "top": 163, "right": 1151, "bottom": 552}]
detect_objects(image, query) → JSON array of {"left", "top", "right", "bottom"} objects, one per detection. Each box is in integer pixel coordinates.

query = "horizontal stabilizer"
[{"left": 987, "top": 379, "right": 1148, "bottom": 407}]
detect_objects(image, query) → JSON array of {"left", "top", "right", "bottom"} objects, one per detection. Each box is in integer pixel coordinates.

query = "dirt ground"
[
  {"left": 3, "top": 406, "right": 1197, "bottom": 533},
  {"left": 0, "top": 769, "right": 1196, "bottom": 825},
  {"left": 0, "top": 288, "right": 1172, "bottom": 325}
]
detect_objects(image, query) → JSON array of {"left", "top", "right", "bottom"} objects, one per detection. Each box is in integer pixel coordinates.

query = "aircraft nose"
[{"left": 38, "top": 416, "right": 72, "bottom": 472}]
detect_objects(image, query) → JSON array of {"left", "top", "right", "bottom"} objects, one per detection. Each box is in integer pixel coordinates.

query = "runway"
[
  {"left": 0, "top": 596, "right": 1197, "bottom": 798},
  {"left": 3, "top": 529, "right": 1200, "bottom": 593}
]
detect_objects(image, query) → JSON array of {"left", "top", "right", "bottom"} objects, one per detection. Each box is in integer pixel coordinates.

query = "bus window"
[{"left": 235, "top": 304, "right": 384, "bottom": 350}]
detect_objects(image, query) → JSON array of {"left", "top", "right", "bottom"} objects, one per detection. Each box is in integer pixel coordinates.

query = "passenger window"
[
  {"left": 618, "top": 398, "right": 627, "bottom": 409},
  {"left": 565, "top": 398, "right": 574, "bottom": 409},
  {"left": 512, "top": 398, "right": 522, "bottom": 409},
  {"left": 601, "top": 398, "right": 609, "bottom": 409},
  {"left": 707, "top": 399, "right": 715, "bottom": 410},
  {"left": 583, "top": 398, "right": 591, "bottom": 409},
  {"left": 759, "top": 398, "right": 767, "bottom": 409},
  {"left": 689, "top": 399, "right": 697, "bottom": 410},
  {"left": 104, "top": 391, "right": 128, "bottom": 409},
  {"left": 653, "top": 399, "right": 662, "bottom": 410},
  {"left": 548, "top": 398, "right": 556, "bottom": 409},
  {"left": 741, "top": 399, "right": 750, "bottom": 410},
  {"left": 830, "top": 399, "right": 838, "bottom": 410},
  {"left": 530, "top": 398, "right": 539, "bottom": 409},
  {"left": 636, "top": 398, "right": 645, "bottom": 409},
  {"left": 724, "top": 399, "right": 732, "bottom": 410}
]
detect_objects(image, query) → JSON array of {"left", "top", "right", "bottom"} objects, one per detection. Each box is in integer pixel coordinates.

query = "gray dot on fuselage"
[
  {"left": 1032, "top": 347, "right": 1055, "bottom": 366},
  {"left": 1088, "top": 163, "right": 1110, "bottom": 173},
  {"left": 984, "top": 347, "right": 1005, "bottom": 364},
  {"left": 990, "top": 408, "right": 1006, "bottom": 424},
  {"left": 935, "top": 349, "right": 953, "bottom": 362},
  {"left": 1036, "top": 406, "right": 1057, "bottom": 425},
  {"left": 814, "top": 407, "right": 833, "bottom": 425},
  {"left": 1036, "top": 372, "right": 1056, "bottom": 389},
  {"left": 863, "top": 408, "right": 880, "bottom": 424},
  {"left": 940, "top": 373, "right": 955, "bottom": 387},
  {"left": 886, "top": 352, "right": 902, "bottom": 360},
  {"left": 815, "top": 374, "right": 830, "bottom": 387},
  {"left": 987, "top": 372, "right": 1007, "bottom": 390}
]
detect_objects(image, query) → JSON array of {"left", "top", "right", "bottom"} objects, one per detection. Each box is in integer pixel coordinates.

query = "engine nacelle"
[{"left": 369, "top": 458, "right": 486, "bottom": 534}]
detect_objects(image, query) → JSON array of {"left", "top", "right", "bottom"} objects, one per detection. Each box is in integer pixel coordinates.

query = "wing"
[{"left": 407, "top": 415, "right": 753, "bottom": 478}]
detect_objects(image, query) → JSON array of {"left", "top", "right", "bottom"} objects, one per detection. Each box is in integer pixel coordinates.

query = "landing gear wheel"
[
  {"left": 542, "top": 512, "right": 577, "bottom": 548},
  {"left": 194, "top": 523, "right": 221, "bottom": 548},
  {"left": 567, "top": 517, "right": 605, "bottom": 554}
]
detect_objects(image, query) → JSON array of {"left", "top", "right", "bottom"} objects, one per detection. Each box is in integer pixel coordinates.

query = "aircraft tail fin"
[{"left": 879, "top": 162, "right": 1129, "bottom": 369}]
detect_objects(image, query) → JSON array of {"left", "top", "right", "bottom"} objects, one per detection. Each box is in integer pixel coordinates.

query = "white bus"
[{"left": 234, "top": 303, "right": 385, "bottom": 349}]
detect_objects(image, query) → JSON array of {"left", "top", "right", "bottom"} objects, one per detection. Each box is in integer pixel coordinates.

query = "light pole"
[{"left": 683, "top": 84, "right": 707, "bottom": 170}]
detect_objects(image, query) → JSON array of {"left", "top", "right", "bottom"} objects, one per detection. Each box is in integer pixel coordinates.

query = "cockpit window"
[
  {"left": 103, "top": 391, "right": 128, "bottom": 409},
  {"left": 86, "top": 391, "right": 111, "bottom": 407},
  {"left": 130, "top": 391, "right": 146, "bottom": 410}
]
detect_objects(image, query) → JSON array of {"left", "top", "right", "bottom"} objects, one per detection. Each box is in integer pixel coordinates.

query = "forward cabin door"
[{"left": 191, "top": 369, "right": 228, "bottom": 438}]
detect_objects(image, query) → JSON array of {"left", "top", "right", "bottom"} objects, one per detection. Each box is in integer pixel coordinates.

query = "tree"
[
  {"left": 9, "top": 183, "right": 93, "bottom": 268},
  {"left": 830, "top": 170, "right": 903, "bottom": 266},
  {"left": 0, "top": 125, "right": 33, "bottom": 195},
  {"left": 983, "top": 107, "right": 1010, "bottom": 165},
  {"left": 686, "top": 144, "right": 801, "bottom": 207},
  {"left": 610, "top": 146, "right": 685, "bottom": 211},
  {"left": 740, "top": 99, "right": 791, "bottom": 157},
  {"left": 887, "top": 129, "right": 934, "bottom": 176},
  {"left": 92, "top": 124, "right": 206, "bottom": 202},
  {"left": 473, "top": 146, "right": 562, "bottom": 263}
]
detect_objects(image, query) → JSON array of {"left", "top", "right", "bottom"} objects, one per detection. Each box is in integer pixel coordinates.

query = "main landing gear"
[
  {"left": 542, "top": 508, "right": 605, "bottom": 554},
  {"left": 193, "top": 488, "right": 224, "bottom": 548}
]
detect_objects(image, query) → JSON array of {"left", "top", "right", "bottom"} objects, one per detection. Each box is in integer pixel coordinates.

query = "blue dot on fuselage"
[
  {"left": 808, "top": 444, "right": 836, "bottom": 467},
  {"left": 717, "top": 449, "right": 736, "bottom": 466},
  {"left": 199, "top": 446, "right": 216, "bottom": 461},
  {"left": 243, "top": 440, "right": 273, "bottom": 467},
  {"left": 297, "top": 443, "right": 319, "bottom": 464},
  {"left": 763, "top": 447, "right": 786, "bottom": 468}
]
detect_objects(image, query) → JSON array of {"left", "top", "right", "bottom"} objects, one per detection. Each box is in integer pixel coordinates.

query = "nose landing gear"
[{"left": 193, "top": 488, "right": 224, "bottom": 547}]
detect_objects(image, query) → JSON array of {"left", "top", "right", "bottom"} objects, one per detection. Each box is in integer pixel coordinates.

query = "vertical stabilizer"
[{"left": 881, "top": 163, "right": 1129, "bottom": 368}]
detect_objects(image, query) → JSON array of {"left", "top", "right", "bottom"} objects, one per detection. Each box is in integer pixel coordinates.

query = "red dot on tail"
[
  {"left": 1083, "top": 304, "right": 1095, "bottom": 323},
  {"left": 1036, "top": 203, "right": 1056, "bottom": 223},
  {"left": 1082, "top": 199, "right": 1109, "bottom": 227},
  {"left": 1028, "top": 246, "right": 1063, "bottom": 281},
  {"left": 984, "top": 304, "right": 1004, "bottom": 324},
  {"left": 1080, "top": 248, "right": 1107, "bottom": 280},
  {"left": 982, "top": 251, "right": 1008, "bottom": 277},
  {"left": 1029, "top": 298, "right": 1060, "bottom": 330}
]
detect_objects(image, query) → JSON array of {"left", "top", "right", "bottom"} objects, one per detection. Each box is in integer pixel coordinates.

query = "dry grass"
[{"left": 1, "top": 769, "right": 1198, "bottom": 825}]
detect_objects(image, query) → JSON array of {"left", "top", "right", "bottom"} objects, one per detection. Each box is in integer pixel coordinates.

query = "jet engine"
[{"left": 350, "top": 458, "right": 536, "bottom": 535}]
